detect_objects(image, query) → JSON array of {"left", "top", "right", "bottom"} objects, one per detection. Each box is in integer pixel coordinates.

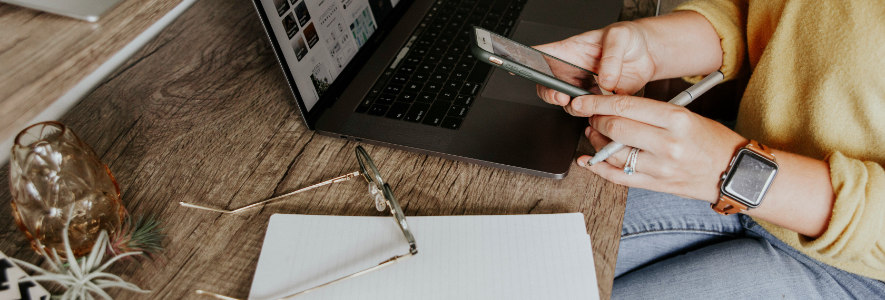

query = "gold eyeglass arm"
[
  {"left": 179, "top": 171, "right": 362, "bottom": 214},
  {"left": 193, "top": 252, "right": 414, "bottom": 300}
]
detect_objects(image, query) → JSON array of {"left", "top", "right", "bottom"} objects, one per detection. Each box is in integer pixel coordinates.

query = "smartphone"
[{"left": 470, "top": 26, "right": 612, "bottom": 98}]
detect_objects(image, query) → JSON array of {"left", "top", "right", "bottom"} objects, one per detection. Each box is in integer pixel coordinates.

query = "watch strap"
[
  {"left": 744, "top": 140, "right": 775, "bottom": 161},
  {"left": 712, "top": 194, "right": 747, "bottom": 215}
]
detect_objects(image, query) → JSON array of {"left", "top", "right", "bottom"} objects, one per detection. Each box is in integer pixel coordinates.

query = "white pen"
[{"left": 586, "top": 71, "right": 725, "bottom": 166}]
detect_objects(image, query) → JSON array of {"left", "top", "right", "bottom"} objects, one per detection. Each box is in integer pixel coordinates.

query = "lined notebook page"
[{"left": 249, "top": 213, "right": 598, "bottom": 300}]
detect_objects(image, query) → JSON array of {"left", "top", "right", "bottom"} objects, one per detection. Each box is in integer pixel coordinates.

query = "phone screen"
[{"left": 487, "top": 32, "right": 607, "bottom": 95}]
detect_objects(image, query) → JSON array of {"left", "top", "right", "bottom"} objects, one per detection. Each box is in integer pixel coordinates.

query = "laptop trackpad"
[{"left": 480, "top": 21, "right": 586, "bottom": 108}]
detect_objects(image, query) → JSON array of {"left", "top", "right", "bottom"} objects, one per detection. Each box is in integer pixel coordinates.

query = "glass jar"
[{"left": 9, "top": 122, "right": 127, "bottom": 257}]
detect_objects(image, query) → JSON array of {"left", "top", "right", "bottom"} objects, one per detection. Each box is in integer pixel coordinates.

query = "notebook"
[{"left": 249, "top": 213, "right": 599, "bottom": 300}]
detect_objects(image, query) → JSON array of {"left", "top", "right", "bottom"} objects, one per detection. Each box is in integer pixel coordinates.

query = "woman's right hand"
[{"left": 534, "top": 21, "right": 657, "bottom": 105}]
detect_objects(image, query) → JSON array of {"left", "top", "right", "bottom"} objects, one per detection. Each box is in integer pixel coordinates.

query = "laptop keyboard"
[{"left": 355, "top": 0, "right": 527, "bottom": 129}]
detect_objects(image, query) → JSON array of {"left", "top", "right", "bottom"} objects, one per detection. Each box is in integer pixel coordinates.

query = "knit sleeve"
[
  {"left": 800, "top": 152, "right": 885, "bottom": 276},
  {"left": 758, "top": 152, "right": 885, "bottom": 280},
  {"left": 673, "top": 0, "right": 748, "bottom": 82}
]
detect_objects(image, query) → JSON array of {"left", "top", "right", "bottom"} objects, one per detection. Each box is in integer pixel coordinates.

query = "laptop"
[{"left": 251, "top": 0, "right": 621, "bottom": 178}]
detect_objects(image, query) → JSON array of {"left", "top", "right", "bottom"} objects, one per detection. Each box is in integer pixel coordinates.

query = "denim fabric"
[{"left": 612, "top": 188, "right": 885, "bottom": 299}]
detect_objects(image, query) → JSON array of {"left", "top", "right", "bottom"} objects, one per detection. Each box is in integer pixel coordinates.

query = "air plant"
[
  {"left": 9, "top": 222, "right": 150, "bottom": 300},
  {"left": 108, "top": 214, "right": 165, "bottom": 259}
]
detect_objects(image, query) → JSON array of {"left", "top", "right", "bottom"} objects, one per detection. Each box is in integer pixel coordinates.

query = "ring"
[{"left": 624, "top": 147, "right": 640, "bottom": 175}]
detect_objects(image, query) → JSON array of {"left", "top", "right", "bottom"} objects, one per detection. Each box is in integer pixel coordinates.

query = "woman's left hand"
[{"left": 568, "top": 94, "right": 748, "bottom": 203}]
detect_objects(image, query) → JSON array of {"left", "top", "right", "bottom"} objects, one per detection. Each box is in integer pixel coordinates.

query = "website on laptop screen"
[{"left": 260, "top": 0, "right": 401, "bottom": 111}]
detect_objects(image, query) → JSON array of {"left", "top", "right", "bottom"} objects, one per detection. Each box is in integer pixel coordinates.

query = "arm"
[
  {"left": 744, "top": 149, "right": 833, "bottom": 237},
  {"left": 571, "top": 95, "right": 834, "bottom": 238}
]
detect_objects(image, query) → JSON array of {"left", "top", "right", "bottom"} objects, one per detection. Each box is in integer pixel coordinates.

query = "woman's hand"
[
  {"left": 570, "top": 94, "right": 747, "bottom": 203},
  {"left": 534, "top": 21, "right": 657, "bottom": 102}
]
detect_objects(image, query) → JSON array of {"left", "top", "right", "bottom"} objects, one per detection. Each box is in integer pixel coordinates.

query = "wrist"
[
  {"left": 702, "top": 131, "right": 749, "bottom": 204},
  {"left": 631, "top": 19, "right": 664, "bottom": 81},
  {"left": 634, "top": 11, "right": 723, "bottom": 80}
]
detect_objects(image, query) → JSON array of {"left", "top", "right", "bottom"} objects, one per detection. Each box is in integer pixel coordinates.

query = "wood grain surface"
[
  {"left": 0, "top": 0, "right": 628, "bottom": 299},
  {"left": 0, "top": 0, "right": 182, "bottom": 153}
]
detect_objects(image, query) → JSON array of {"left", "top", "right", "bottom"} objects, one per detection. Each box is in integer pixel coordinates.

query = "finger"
[
  {"left": 587, "top": 126, "right": 669, "bottom": 178},
  {"left": 576, "top": 155, "right": 657, "bottom": 187},
  {"left": 570, "top": 94, "right": 690, "bottom": 129},
  {"left": 534, "top": 30, "right": 604, "bottom": 70},
  {"left": 589, "top": 115, "right": 669, "bottom": 150},
  {"left": 585, "top": 126, "right": 611, "bottom": 151},
  {"left": 536, "top": 84, "right": 571, "bottom": 106},
  {"left": 597, "top": 26, "right": 632, "bottom": 91},
  {"left": 587, "top": 127, "right": 628, "bottom": 167}
]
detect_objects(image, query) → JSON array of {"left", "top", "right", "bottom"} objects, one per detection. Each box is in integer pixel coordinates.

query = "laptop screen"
[{"left": 258, "top": 0, "right": 403, "bottom": 112}]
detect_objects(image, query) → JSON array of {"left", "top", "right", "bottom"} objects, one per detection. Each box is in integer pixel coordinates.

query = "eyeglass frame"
[{"left": 194, "top": 146, "right": 418, "bottom": 299}]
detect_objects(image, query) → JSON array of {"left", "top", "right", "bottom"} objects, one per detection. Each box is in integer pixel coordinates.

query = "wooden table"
[
  {"left": 0, "top": 0, "right": 189, "bottom": 155},
  {"left": 0, "top": 0, "right": 628, "bottom": 298}
]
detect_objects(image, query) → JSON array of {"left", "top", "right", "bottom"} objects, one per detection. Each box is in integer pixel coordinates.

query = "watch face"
[{"left": 722, "top": 149, "right": 778, "bottom": 207}]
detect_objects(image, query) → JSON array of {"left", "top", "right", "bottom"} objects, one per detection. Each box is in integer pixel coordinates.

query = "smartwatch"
[{"left": 712, "top": 140, "right": 778, "bottom": 215}]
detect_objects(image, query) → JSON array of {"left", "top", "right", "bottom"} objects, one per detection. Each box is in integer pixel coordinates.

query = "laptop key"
[
  {"left": 377, "top": 93, "right": 397, "bottom": 105},
  {"left": 369, "top": 104, "right": 389, "bottom": 116},
  {"left": 404, "top": 82, "right": 422, "bottom": 93},
  {"left": 423, "top": 102, "right": 450, "bottom": 126},
  {"left": 460, "top": 82, "right": 481, "bottom": 95},
  {"left": 412, "top": 72, "right": 430, "bottom": 82},
  {"left": 455, "top": 95, "right": 475, "bottom": 106},
  {"left": 450, "top": 70, "right": 467, "bottom": 82},
  {"left": 444, "top": 80, "right": 462, "bottom": 91},
  {"left": 399, "top": 65, "right": 416, "bottom": 73},
  {"left": 429, "top": 73, "right": 447, "bottom": 83},
  {"left": 437, "top": 64, "right": 453, "bottom": 73},
  {"left": 438, "top": 89, "right": 457, "bottom": 102},
  {"left": 367, "top": 87, "right": 382, "bottom": 99},
  {"left": 404, "top": 103, "right": 430, "bottom": 122},
  {"left": 391, "top": 73, "right": 409, "bottom": 84},
  {"left": 384, "top": 84, "right": 404, "bottom": 94},
  {"left": 425, "top": 53, "right": 442, "bottom": 62},
  {"left": 417, "top": 92, "right": 436, "bottom": 103},
  {"left": 424, "top": 82, "right": 443, "bottom": 93},
  {"left": 448, "top": 105, "right": 469, "bottom": 118},
  {"left": 398, "top": 92, "right": 417, "bottom": 103},
  {"left": 356, "top": 98, "right": 373, "bottom": 113},
  {"left": 386, "top": 102, "right": 411, "bottom": 119},
  {"left": 441, "top": 116, "right": 464, "bottom": 129},
  {"left": 417, "top": 63, "right": 434, "bottom": 73}
]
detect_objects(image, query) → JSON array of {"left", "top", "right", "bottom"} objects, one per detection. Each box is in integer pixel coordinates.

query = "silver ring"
[{"left": 624, "top": 147, "right": 640, "bottom": 175}]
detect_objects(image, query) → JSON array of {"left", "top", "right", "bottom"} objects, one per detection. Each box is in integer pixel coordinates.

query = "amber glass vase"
[{"left": 8, "top": 122, "right": 127, "bottom": 257}]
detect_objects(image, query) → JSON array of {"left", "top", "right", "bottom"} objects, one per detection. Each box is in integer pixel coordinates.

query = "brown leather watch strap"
[
  {"left": 711, "top": 194, "right": 747, "bottom": 215},
  {"left": 744, "top": 140, "right": 775, "bottom": 161}
]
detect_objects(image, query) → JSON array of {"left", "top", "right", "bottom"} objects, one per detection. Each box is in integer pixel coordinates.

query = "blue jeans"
[{"left": 613, "top": 188, "right": 885, "bottom": 299}]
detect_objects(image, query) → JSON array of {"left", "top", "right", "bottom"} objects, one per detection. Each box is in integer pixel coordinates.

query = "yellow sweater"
[{"left": 675, "top": 0, "right": 885, "bottom": 280}]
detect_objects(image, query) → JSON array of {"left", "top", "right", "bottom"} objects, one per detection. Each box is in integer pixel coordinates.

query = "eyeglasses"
[{"left": 181, "top": 146, "right": 417, "bottom": 299}]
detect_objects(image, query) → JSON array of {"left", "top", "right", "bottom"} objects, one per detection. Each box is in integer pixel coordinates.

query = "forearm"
[
  {"left": 742, "top": 150, "right": 834, "bottom": 238},
  {"left": 634, "top": 11, "right": 723, "bottom": 80}
]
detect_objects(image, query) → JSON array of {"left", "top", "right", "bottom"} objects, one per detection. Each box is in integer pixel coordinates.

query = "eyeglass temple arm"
[
  {"left": 193, "top": 252, "right": 415, "bottom": 300},
  {"left": 279, "top": 252, "right": 414, "bottom": 299},
  {"left": 179, "top": 171, "right": 361, "bottom": 214}
]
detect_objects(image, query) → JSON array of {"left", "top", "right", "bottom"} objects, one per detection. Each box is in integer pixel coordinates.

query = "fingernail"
[
  {"left": 577, "top": 159, "right": 586, "bottom": 167},
  {"left": 584, "top": 157, "right": 595, "bottom": 168},
  {"left": 584, "top": 126, "right": 592, "bottom": 137},
  {"left": 572, "top": 98, "right": 582, "bottom": 111}
]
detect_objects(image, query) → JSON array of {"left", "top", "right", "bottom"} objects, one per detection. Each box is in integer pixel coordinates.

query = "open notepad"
[{"left": 249, "top": 213, "right": 599, "bottom": 300}]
